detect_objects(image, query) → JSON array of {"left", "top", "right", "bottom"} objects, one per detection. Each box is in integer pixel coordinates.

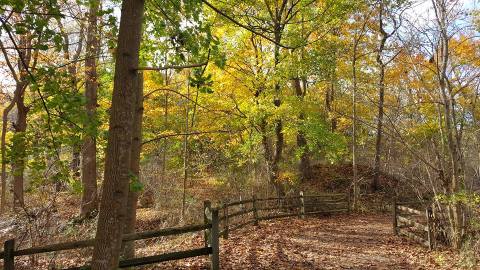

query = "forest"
[{"left": 0, "top": 0, "right": 479, "bottom": 269}]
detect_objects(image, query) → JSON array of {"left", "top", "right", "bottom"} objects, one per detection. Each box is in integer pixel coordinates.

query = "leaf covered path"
[{"left": 154, "top": 214, "right": 459, "bottom": 269}]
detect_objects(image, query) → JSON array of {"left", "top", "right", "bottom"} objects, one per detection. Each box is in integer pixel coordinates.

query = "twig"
[
  {"left": 142, "top": 130, "right": 238, "bottom": 145},
  {"left": 137, "top": 62, "right": 208, "bottom": 71},
  {"left": 201, "top": 0, "right": 295, "bottom": 49}
]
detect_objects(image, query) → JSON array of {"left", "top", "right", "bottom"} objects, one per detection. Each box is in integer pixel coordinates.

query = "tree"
[
  {"left": 1, "top": 8, "right": 45, "bottom": 208},
  {"left": 10, "top": 29, "right": 33, "bottom": 208},
  {"left": 0, "top": 0, "right": 70, "bottom": 211},
  {"left": 122, "top": 72, "right": 144, "bottom": 259},
  {"left": 204, "top": 0, "right": 354, "bottom": 195},
  {"left": 431, "top": 0, "right": 465, "bottom": 249},
  {"left": 91, "top": 0, "right": 145, "bottom": 268},
  {"left": 372, "top": 0, "right": 403, "bottom": 192},
  {"left": 350, "top": 2, "right": 371, "bottom": 209},
  {"left": 80, "top": 0, "right": 100, "bottom": 219},
  {"left": 56, "top": 7, "right": 84, "bottom": 184}
]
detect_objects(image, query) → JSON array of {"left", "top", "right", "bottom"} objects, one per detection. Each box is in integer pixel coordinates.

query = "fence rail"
[
  {"left": 393, "top": 199, "right": 434, "bottom": 250},
  {"left": 1, "top": 191, "right": 349, "bottom": 269},
  {"left": 215, "top": 191, "right": 349, "bottom": 241}
]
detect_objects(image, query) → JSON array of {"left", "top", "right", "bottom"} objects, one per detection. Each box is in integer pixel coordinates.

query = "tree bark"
[
  {"left": 250, "top": 34, "right": 284, "bottom": 197},
  {"left": 0, "top": 23, "right": 34, "bottom": 212},
  {"left": 432, "top": 0, "right": 464, "bottom": 249},
  {"left": 372, "top": 1, "right": 388, "bottom": 192},
  {"left": 0, "top": 99, "right": 17, "bottom": 213},
  {"left": 293, "top": 78, "right": 311, "bottom": 180},
  {"left": 271, "top": 28, "right": 285, "bottom": 197},
  {"left": 122, "top": 72, "right": 144, "bottom": 259},
  {"left": 156, "top": 89, "right": 169, "bottom": 209},
  {"left": 326, "top": 78, "right": 337, "bottom": 131},
  {"left": 71, "top": 149, "right": 81, "bottom": 178},
  {"left": 182, "top": 81, "right": 190, "bottom": 218},
  {"left": 352, "top": 43, "right": 359, "bottom": 210},
  {"left": 68, "top": 52, "right": 82, "bottom": 182},
  {"left": 11, "top": 33, "right": 32, "bottom": 208},
  {"left": 58, "top": 16, "right": 83, "bottom": 182},
  {"left": 12, "top": 83, "right": 28, "bottom": 208},
  {"left": 80, "top": 0, "right": 100, "bottom": 218},
  {"left": 91, "top": 1, "right": 145, "bottom": 268}
]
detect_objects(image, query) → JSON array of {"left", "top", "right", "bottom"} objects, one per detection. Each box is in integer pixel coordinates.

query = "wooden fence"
[
  {"left": 0, "top": 191, "right": 349, "bottom": 270},
  {"left": 392, "top": 199, "right": 434, "bottom": 250},
  {"left": 214, "top": 192, "right": 350, "bottom": 240}
]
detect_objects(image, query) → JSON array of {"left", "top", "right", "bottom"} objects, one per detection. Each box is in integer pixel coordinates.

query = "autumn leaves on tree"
[{"left": 0, "top": 0, "right": 479, "bottom": 268}]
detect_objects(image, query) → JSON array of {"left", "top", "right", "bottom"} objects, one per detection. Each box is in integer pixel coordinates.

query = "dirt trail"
[{"left": 155, "top": 214, "right": 459, "bottom": 269}]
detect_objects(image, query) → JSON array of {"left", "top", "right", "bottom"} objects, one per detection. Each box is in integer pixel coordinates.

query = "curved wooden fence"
[{"left": 1, "top": 192, "right": 349, "bottom": 270}]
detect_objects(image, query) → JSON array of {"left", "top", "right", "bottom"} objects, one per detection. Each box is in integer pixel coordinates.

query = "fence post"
[
  {"left": 299, "top": 191, "right": 305, "bottom": 218},
  {"left": 211, "top": 209, "right": 220, "bottom": 270},
  {"left": 252, "top": 195, "right": 259, "bottom": 225},
  {"left": 393, "top": 198, "right": 398, "bottom": 235},
  {"left": 426, "top": 206, "right": 434, "bottom": 250},
  {"left": 223, "top": 201, "right": 229, "bottom": 239},
  {"left": 204, "top": 200, "right": 212, "bottom": 247},
  {"left": 4, "top": 239, "right": 15, "bottom": 270}
]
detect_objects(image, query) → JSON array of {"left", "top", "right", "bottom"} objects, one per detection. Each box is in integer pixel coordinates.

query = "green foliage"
[
  {"left": 190, "top": 68, "right": 214, "bottom": 94},
  {"left": 303, "top": 116, "right": 348, "bottom": 163},
  {"left": 142, "top": 0, "right": 224, "bottom": 69},
  {"left": 1, "top": 0, "right": 65, "bottom": 51},
  {"left": 435, "top": 191, "right": 480, "bottom": 206},
  {"left": 129, "top": 171, "right": 144, "bottom": 192},
  {"left": 30, "top": 67, "right": 87, "bottom": 145}
]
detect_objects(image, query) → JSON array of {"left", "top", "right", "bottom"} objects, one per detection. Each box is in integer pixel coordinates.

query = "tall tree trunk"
[
  {"left": 250, "top": 35, "right": 283, "bottom": 198},
  {"left": 158, "top": 91, "right": 168, "bottom": 209},
  {"left": 11, "top": 33, "right": 32, "bottom": 208},
  {"left": 91, "top": 1, "right": 145, "bottom": 268},
  {"left": 271, "top": 28, "right": 284, "bottom": 197},
  {"left": 293, "top": 78, "right": 311, "bottom": 180},
  {"left": 326, "top": 77, "right": 337, "bottom": 131},
  {"left": 0, "top": 99, "right": 16, "bottom": 213},
  {"left": 80, "top": 0, "right": 100, "bottom": 218},
  {"left": 352, "top": 45, "right": 359, "bottom": 210},
  {"left": 58, "top": 16, "right": 84, "bottom": 182},
  {"left": 372, "top": 1, "right": 388, "bottom": 192},
  {"left": 432, "top": 0, "right": 464, "bottom": 248},
  {"left": 71, "top": 150, "right": 81, "bottom": 178},
  {"left": 182, "top": 82, "right": 190, "bottom": 218},
  {"left": 260, "top": 120, "right": 280, "bottom": 194},
  {"left": 68, "top": 56, "right": 82, "bottom": 182},
  {"left": 57, "top": 18, "right": 83, "bottom": 184},
  {"left": 1, "top": 27, "right": 34, "bottom": 211},
  {"left": 122, "top": 72, "right": 144, "bottom": 259},
  {"left": 372, "top": 67, "right": 385, "bottom": 192},
  {"left": 12, "top": 89, "right": 28, "bottom": 207}
]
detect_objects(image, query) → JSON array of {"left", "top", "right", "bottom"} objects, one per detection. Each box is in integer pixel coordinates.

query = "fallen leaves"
[
  {"left": 1, "top": 213, "right": 462, "bottom": 269},
  {"left": 148, "top": 214, "right": 461, "bottom": 269}
]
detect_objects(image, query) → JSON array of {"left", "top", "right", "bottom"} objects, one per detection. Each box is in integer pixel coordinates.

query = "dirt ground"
[
  {"left": 153, "top": 214, "right": 461, "bottom": 270},
  {"left": 1, "top": 213, "right": 463, "bottom": 269}
]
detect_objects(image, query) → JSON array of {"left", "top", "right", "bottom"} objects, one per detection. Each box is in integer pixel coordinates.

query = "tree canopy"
[{"left": 0, "top": 0, "right": 480, "bottom": 268}]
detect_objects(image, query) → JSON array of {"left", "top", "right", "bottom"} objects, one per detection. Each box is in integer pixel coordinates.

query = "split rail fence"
[
  {"left": 392, "top": 199, "right": 434, "bottom": 250},
  {"left": 1, "top": 192, "right": 349, "bottom": 270}
]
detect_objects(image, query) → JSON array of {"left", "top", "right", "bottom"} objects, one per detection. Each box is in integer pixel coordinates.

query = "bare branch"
[
  {"left": 0, "top": 39, "right": 19, "bottom": 83},
  {"left": 137, "top": 62, "right": 208, "bottom": 71},
  {"left": 142, "top": 130, "right": 238, "bottom": 145},
  {"left": 201, "top": 0, "right": 295, "bottom": 49}
]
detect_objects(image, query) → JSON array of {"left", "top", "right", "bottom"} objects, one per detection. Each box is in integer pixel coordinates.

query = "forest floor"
[
  {"left": 150, "top": 213, "right": 461, "bottom": 270},
  {"left": 0, "top": 212, "right": 463, "bottom": 269},
  {"left": 0, "top": 163, "right": 465, "bottom": 269},
  {"left": 0, "top": 205, "right": 466, "bottom": 269}
]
